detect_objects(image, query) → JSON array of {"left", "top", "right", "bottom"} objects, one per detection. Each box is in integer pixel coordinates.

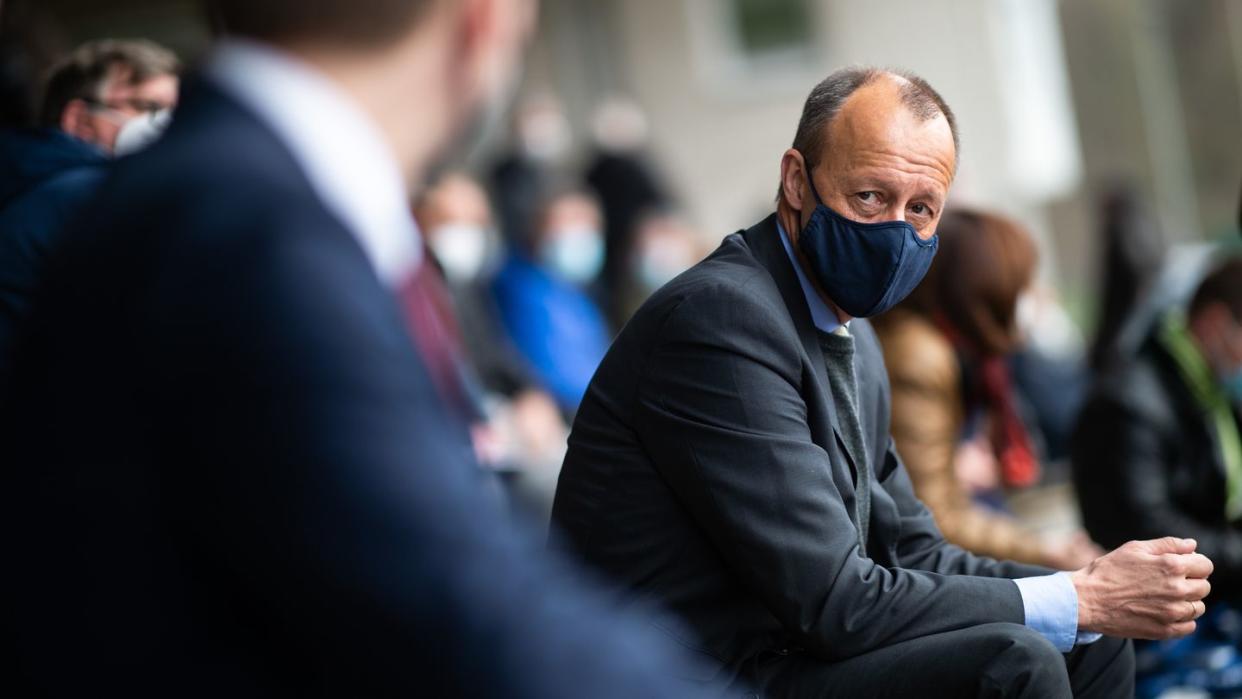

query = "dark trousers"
[{"left": 748, "top": 623, "right": 1134, "bottom": 698}]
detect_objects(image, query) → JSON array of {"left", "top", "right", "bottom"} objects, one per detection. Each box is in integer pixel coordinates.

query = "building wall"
[{"left": 528, "top": 0, "right": 1084, "bottom": 280}]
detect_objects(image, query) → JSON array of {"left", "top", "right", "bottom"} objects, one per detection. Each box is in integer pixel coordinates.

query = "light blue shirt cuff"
[{"left": 1013, "top": 572, "right": 1102, "bottom": 652}]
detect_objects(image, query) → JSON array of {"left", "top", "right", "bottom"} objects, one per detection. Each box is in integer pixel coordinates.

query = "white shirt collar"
[
  {"left": 205, "top": 39, "right": 420, "bottom": 287},
  {"left": 776, "top": 219, "right": 845, "bottom": 334}
]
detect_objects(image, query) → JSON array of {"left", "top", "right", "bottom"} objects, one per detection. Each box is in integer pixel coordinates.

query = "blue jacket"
[
  {"left": 0, "top": 129, "right": 108, "bottom": 385},
  {"left": 491, "top": 253, "right": 612, "bottom": 412}
]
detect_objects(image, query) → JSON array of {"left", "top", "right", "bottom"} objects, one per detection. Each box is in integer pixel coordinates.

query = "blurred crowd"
[
  {"left": 416, "top": 93, "right": 711, "bottom": 522},
  {"left": 2, "top": 14, "right": 1242, "bottom": 698},
  {"left": 0, "top": 34, "right": 712, "bottom": 526}
]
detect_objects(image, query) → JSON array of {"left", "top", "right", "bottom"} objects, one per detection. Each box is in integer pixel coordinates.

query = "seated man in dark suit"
[
  {"left": 1, "top": 0, "right": 713, "bottom": 696},
  {"left": 551, "top": 67, "right": 1212, "bottom": 697},
  {"left": 1075, "top": 257, "right": 1242, "bottom": 600}
]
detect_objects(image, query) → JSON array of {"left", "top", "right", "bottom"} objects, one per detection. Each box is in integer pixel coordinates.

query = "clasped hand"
[{"left": 1071, "top": 537, "right": 1213, "bottom": 639}]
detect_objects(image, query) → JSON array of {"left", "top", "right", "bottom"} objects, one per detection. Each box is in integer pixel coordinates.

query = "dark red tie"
[{"left": 397, "top": 256, "right": 472, "bottom": 418}]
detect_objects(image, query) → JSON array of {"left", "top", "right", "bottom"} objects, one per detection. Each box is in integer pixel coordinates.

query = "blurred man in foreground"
[
  {"left": 1075, "top": 256, "right": 1242, "bottom": 599},
  {"left": 1, "top": 0, "right": 709, "bottom": 696},
  {"left": 552, "top": 67, "right": 1210, "bottom": 697},
  {"left": 0, "top": 38, "right": 179, "bottom": 387}
]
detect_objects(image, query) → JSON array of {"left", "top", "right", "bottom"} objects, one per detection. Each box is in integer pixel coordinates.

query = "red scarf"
[{"left": 935, "top": 314, "right": 1040, "bottom": 489}]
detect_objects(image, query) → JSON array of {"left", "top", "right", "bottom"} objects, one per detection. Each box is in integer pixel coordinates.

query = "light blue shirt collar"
[{"left": 776, "top": 220, "right": 844, "bottom": 334}]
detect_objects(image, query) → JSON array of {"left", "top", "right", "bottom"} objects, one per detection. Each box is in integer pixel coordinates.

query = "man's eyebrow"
[{"left": 842, "top": 171, "right": 947, "bottom": 201}]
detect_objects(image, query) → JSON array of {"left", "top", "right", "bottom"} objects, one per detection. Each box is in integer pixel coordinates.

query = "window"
[
  {"left": 685, "top": 0, "right": 820, "bottom": 95},
  {"left": 728, "top": 0, "right": 814, "bottom": 59}
]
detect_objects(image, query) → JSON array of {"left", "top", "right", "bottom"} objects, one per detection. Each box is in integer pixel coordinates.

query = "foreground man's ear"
[{"left": 779, "top": 148, "right": 808, "bottom": 213}]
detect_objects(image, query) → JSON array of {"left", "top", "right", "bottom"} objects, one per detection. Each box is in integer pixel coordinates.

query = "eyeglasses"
[{"left": 81, "top": 96, "right": 171, "bottom": 117}]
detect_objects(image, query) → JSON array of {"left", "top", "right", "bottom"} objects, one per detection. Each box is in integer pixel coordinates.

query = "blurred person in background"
[
  {"left": 551, "top": 66, "right": 1209, "bottom": 698},
  {"left": 583, "top": 96, "right": 672, "bottom": 325},
  {"left": 1074, "top": 255, "right": 1242, "bottom": 598},
  {"left": 416, "top": 172, "right": 569, "bottom": 520},
  {"left": 36, "top": 39, "right": 178, "bottom": 154},
  {"left": 0, "top": 0, "right": 715, "bottom": 695},
  {"left": 873, "top": 209, "right": 1102, "bottom": 570},
  {"left": 491, "top": 185, "right": 611, "bottom": 414},
  {"left": 614, "top": 209, "right": 704, "bottom": 321},
  {"left": 0, "top": 38, "right": 178, "bottom": 388},
  {"left": 1088, "top": 187, "right": 1167, "bottom": 373},
  {"left": 489, "top": 92, "right": 571, "bottom": 250},
  {"left": 1008, "top": 282, "right": 1091, "bottom": 465},
  {"left": 419, "top": 171, "right": 531, "bottom": 397},
  {"left": 1074, "top": 256, "right": 1242, "bottom": 695}
]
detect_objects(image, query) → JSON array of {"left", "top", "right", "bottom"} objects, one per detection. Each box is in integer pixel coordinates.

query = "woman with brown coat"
[{"left": 873, "top": 209, "right": 1100, "bottom": 569}]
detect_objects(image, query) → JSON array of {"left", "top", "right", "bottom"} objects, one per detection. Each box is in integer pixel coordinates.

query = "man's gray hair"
[{"left": 780, "top": 67, "right": 959, "bottom": 200}]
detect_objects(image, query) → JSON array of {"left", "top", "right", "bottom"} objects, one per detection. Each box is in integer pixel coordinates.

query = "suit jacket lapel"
[{"left": 742, "top": 215, "right": 859, "bottom": 484}]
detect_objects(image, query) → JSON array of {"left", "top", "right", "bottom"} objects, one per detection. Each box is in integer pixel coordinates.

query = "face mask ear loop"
[{"left": 798, "top": 150, "right": 827, "bottom": 208}]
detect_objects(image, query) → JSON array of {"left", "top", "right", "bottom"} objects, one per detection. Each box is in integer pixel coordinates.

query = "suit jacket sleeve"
[
  {"left": 160, "top": 209, "right": 707, "bottom": 698},
  {"left": 632, "top": 282, "right": 1029, "bottom": 662}
]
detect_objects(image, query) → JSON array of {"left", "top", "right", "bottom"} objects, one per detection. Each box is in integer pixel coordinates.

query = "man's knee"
[
  {"left": 972, "top": 623, "right": 1071, "bottom": 697},
  {"left": 1067, "top": 634, "right": 1135, "bottom": 697}
]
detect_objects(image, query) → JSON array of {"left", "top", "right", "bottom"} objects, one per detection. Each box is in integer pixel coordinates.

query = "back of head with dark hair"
[
  {"left": 1190, "top": 256, "right": 1242, "bottom": 322},
  {"left": 39, "top": 39, "right": 180, "bottom": 127},
  {"left": 208, "top": 0, "right": 439, "bottom": 47},
  {"left": 779, "top": 66, "right": 958, "bottom": 200},
  {"left": 901, "top": 208, "right": 1038, "bottom": 356}
]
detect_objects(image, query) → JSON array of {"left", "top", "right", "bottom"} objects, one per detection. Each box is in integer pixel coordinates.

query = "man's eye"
[
  {"left": 910, "top": 203, "right": 929, "bottom": 215},
  {"left": 856, "top": 192, "right": 878, "bottom": 203}
]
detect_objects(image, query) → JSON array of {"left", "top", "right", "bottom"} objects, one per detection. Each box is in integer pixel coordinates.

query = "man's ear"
[
  {"left": 452, "top": 0, "right": 502, "bottom": 94},
  {"left": 779, "top": 148, "right": 807, "bottom": 213}
]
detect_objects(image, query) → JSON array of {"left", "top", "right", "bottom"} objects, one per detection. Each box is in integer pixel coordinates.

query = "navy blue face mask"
[{"left": 795, "top": 159, "right": 938, "bottom": 318}]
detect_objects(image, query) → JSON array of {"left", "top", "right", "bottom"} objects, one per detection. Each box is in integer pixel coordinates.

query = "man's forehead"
[
  {"left": 824, "top": 78, "right": 956, "bottom": 184},
  {"left": 104, "top": 63, "right": 175, "bottom": 89}
]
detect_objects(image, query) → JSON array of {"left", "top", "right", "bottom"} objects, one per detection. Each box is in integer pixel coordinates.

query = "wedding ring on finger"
[{"left": 1186, "top": 600, "right": 1203, "bottom": 622}]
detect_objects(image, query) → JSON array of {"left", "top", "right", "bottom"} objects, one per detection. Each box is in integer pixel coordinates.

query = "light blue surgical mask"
[{"left": 540, "top": 227, "right": 604, "bottom": 285}]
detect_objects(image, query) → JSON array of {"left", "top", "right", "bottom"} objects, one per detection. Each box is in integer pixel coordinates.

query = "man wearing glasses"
[{"left": 0, "top": 39, "right": 179, "bottom": 389}]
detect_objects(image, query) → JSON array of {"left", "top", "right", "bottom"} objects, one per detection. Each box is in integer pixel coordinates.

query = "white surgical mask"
[
  {"left": 540, "top": 227, "right": 604, "bottom": 285},
  {"left": 429, "top": 223, "right": 491, "bottom": 283},
  {"left": 114, "top": 109, "right": 172, "bottom": 156}
]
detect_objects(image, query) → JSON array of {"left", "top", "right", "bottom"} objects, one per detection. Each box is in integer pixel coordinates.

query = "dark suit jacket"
[
  {"left": 0, "top": 128, "right": 108, "bottom": 390},
  {"left": 1, "top": 77, "right": 705, "bottom": 698},
  {"left": 551, "top": 214, "right": 1047, "bottom": 687},
  {"left": 1074, "top": 329, "right": 1242, "bottom": 599}
]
